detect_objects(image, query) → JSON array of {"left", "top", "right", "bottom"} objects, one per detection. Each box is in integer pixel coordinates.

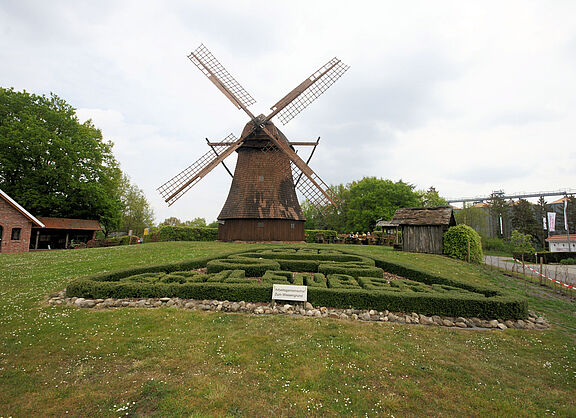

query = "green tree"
[
  {"left": 159, "top": 217, "right": 182, "bottom": 227},
  {"left": 0, "top": 88, "right": 122, "bottom": 233},
  {"left": 303, "top": 184, "right": 350, "bottom": 232},
  {"left": 511, "top": 199, "right": 539, "bottom": 237},
  {"left": 533, "top": 196, "right": 548, "bottom": 247},
  {"left": 118, "top": 174, "right": 155, "bottom": 235},
  {"left": 417, "top": 186, "right": 448, "bottom": 207},
  {"left": 488, "top": 192, "right": 510, "bottom": 238},
  {"left": 510, "top": 230, "right": 536, "bottom": 253},
  {"left": 182, "top": 217, "right": 207, "bottom": 228},
  {"left": 455, "top": 204, "right": 490, "bottom": 237},
  {"left": 346, "top": 178, "right": 420, "bottom": 232}
]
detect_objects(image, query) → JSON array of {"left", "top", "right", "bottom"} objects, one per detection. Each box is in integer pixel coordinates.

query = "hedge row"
[
  {"left": 305, "top": 230, "right": 338, "bottom": 243},
  {"left": 513, "top": 251, "right": 576, "bottom": 264},
  {"left": 67, "top": 246, "right": 528, "bottom": 319},
  {"left": 149, "top": 226, "right": 219, "bottom": 242},
  {"left": 66, "top": 278, "right": 527, "bottom": 319},
  {"left": 231, "top": 251, "right": 374, "bottom": 265}
]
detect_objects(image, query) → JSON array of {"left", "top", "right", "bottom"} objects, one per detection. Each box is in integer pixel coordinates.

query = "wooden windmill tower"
[{"left": 158, "top": 44, "right": 349, "bottom": 241}]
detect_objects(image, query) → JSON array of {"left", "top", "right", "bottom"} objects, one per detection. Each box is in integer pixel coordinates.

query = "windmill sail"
[
  {"left": 188, "top": 44, "right": 256, "bottom": 117},
  {"left": 267, "top": 58, "right": 349, "bottom": 125},
  {"left": 157, "top": 134, "right": 238, "bottom": 205}
]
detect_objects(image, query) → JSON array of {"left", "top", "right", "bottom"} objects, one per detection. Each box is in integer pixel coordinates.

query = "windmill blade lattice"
[
  {"left": 273, "top": 58, "right": 349, "bottom": 125},
  {"left": 260, "top": 142, "right": 336, "bottom": 212},
  {"left": 289, "top": 162, "right": 337, "bottom": 211},
  {"left": 157, "top": 134, "right": 238, "bottom": 205},
  {"left": 188, "top": 44, "right": 256, "bottom": 111}
]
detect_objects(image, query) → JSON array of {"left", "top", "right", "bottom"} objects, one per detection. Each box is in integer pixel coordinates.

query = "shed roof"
[
  {"left": 375, "top": 220, "right": 399, "bottom": 228},
  {"left": 391, "top": 206, "right": 456, "bottom": 226},
  {"left": 0, "top": 189, "right": 45, "bottom": 227},
  {"left": 545, "top": 234, "right": 576, "bottom": 242},
  {"left": 36, "top": 217, "right": 101, "bottom": 231}
]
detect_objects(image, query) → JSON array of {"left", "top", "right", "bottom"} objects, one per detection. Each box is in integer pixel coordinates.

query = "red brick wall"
[{"left": 0, "top": 198, "right": 33, "bottom": 253}]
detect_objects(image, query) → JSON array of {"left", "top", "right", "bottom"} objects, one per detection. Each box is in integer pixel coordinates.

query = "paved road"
[{"left": 484, "top": 255, "right": 576, "bottom": 287}]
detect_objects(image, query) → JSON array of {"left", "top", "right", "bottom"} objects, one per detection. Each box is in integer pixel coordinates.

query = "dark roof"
[
  {"left": 375, "top": 220, "right": 399, "bottom": 228},
  {"left": 36, "top": 217, "right": 102, "bottom": 231},
  {"left": 391, "top": 206, "right": 456, "bottom": 226},
  {"left": 0, "top": 188, "right": 45, "bottom": 227},
  {"left": 545, "top": 234, "right": 576, "bottom": 242}
]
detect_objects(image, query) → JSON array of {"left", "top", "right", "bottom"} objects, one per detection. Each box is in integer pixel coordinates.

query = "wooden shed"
[
  {"left": 31, "top": 218, "right": 101, "bottom": 250},
  {"left": 391, "top": 206, "right": 456, "bottom": 254}
]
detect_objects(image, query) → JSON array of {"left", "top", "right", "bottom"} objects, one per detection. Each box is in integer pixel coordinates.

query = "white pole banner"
[
  {"left": 564, "top": 199, "right": 569, "bottom": 232},
  {"left": 542, "top": 216, "right": 547, "bottom": 230},
  {"left": 547, "top": 212, "right": 556, "bottom": 232}
]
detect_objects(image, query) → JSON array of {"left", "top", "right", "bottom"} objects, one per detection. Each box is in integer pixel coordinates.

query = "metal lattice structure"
[
  {"left": 188, "top": 44, "right": 256, "bottom": 110},
  {"left": 158, "top": 134, "right": 237, "bottom": 205},
  {"left": 274, "top": 58, "right": 350, "bottom": 125}
]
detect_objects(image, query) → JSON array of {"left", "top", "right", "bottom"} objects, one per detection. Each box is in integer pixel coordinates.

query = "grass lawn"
[{"left": 1, "top": 242, "right": 575, "bottom": 417}]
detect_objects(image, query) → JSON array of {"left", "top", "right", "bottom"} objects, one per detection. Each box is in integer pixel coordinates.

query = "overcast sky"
[{"left": 1, "top": 0, "right": 575, "bottom": 223}]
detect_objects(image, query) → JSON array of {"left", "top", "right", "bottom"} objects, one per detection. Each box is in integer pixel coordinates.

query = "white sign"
[
  {"left": 272, "top": 284, "right": 307, "bottom": 302},
  {"left": 547, "top": 212, "right": 556, "bottom": 232}
]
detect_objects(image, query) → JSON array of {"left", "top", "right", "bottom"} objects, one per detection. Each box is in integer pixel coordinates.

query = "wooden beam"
[{"left": 207, "top": 141, "right": 319, "bottom": 146}]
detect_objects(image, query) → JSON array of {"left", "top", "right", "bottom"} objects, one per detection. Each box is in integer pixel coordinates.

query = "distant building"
[
  {"left": 391, "top": 206, "right": 456, "bottom": 254},
  {"left": 0, "top": 189, "right": 45, "bottom": 253},
  {"left": 545, "top": 234, "right": 576, "bottom": 252}
]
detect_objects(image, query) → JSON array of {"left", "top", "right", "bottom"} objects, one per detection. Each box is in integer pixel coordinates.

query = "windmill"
[{"left": 157, "top": 44, "right": 349, "bottom": 241}]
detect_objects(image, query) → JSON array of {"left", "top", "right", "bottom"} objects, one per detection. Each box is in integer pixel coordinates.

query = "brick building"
[{"left": 0, "top": 189, "right": 45, "bottom": 253}]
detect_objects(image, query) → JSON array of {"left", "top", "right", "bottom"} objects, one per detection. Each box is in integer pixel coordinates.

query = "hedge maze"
[{"left": 66, "top": 247, "right": 528, "bottom": 319}]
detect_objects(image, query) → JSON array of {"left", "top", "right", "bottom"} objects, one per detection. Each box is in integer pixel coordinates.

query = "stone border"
[{"left": 46, "top": 290, "right": 549, "bottom": 330}]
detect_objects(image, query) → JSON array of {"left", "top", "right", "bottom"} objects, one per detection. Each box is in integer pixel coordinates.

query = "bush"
[
  {"left": 66, "top": 245, "right": 528, "bottom": 319},
  {"left": 443, "top": 225, "right": 483, "bottom": 263},
  {"left": 318, "top": 263, "right": 383, "bottom": 279},
  {"left": 305, "top": 229, "right": 337, "bottom": 243},
  {"left": 560, "top": 257, "right": 576, "bottom": 265},
  {"left": 510, "top": 230, "right": 536, "bottom": 253},
  {"left": 156, "top": 226, "right": 218, "bottom": 242},
  {"left": 482, "top": 237, "right": 513, "bottom": 254},
  {"left": 206, "top": 258, "right": 280, "bottom": 277}
]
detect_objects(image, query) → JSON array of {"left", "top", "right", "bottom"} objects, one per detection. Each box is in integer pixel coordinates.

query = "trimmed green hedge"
[
  {"left": 155, "top": 226, "right": 218, "bottom": 242},
  {"left": 443, "top": 224, "right": 484, "bottom": 263},
  {"left": 305, "top": 229, "right": 337, "bottom": 243},
  {"left": 318, "top": 263, "right": 383, "bottom": 279},
  {"left": 66, "top": 246, "right": 528, "bottom": 319},
  {"left": 513, "top": 251, "right": 576, "bottom": 264},
  {"left": 206, "top": 258, "right": 280, "bottom": 277},
  {"left": 66, "top": 278, "right": 527, "bottom": 319}
]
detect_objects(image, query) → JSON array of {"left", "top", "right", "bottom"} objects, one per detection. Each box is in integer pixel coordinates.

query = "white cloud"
[{"left": 1, "top": 0, "right": 575, "bottom": 223}]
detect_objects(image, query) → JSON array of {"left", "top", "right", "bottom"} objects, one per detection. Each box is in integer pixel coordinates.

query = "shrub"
[
  {"left": 206, "top": 258, "right": 280, "bottom": 277},
  {"left": 156, "top": 226, "right": 218, "bottom": 242},
  {"left": 297, "top": 273, "right": 327, "bottom": 288},
  {"left": 305, "top": 229, "right": 338, "bottom": 243},
  {"left": 560, "top": 257, "right": 576, "bottom": 265},
  {"left": 510, "top": 230, "right": 536, "bottom": 254},
  {"left": 318, "top": 263, "right": 383, "bottom": 279},
  {"left": 66, "top": 245, "right": 528, "bottom": 319},
  {"left": 482, "top": 237, "right": 513, "bottom": 254},
  {"left": 262, "top": 270, "right": 293, "bottom": 284},
  {"left": 443, "top": 225, "right": 484, "bottom": 263},
  {"left": 326, "top": 274, "right": 361, "bottom": 289}
]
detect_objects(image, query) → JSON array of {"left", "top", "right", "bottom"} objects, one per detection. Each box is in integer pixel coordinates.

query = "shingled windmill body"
[{"left": 158, "top": 44, "right": 349, "bottom": 241}]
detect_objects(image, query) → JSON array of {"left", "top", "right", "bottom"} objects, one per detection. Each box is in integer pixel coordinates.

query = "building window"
[
  {"left": 290, "top": 223, "right": 295, "bottom": 229},
  {"left": 258, "top": 175, "right": 264, "bottom": 182},
  {"left": 257, "top": 222, "right": 264, "bottom": 228},
  {"left": 11, "top": 228, "right": 21, "bottom": 240}
]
